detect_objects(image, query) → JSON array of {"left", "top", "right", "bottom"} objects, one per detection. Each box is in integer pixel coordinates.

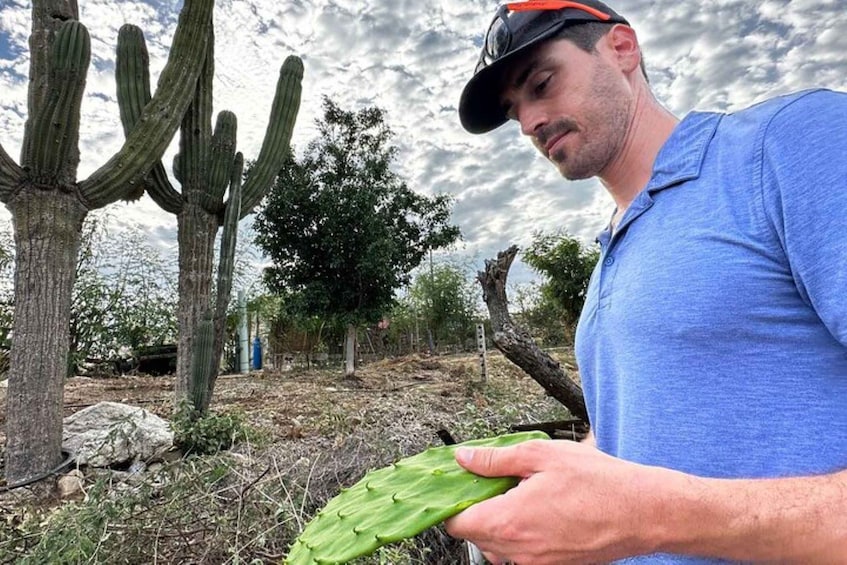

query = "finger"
[
  {"left": 444, "top": 485, "right": 518, "bottom": 541},
  {"left": 455, "top": 439, "right": 551, "bottom": 478}
]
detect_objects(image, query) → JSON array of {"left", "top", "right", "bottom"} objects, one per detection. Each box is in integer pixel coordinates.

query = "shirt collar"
[
  {"left": 595, "top": 111, "right": 723, "bottom": 247},
  {"left": 645, "top": 111, "right": 723, "bottom": 194}
]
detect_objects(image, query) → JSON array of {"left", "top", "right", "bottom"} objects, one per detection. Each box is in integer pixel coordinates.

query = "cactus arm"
[
  {"left": 176, "top": 26, "right": 214, "bottom": 206},
  {"left": 198, "top": 152, "right": 243, "bottom": 412},
  {"left": 0, "top": 142, "right": 23, "bottom": 200},
  {"left": 215, "top": 152, "right": 243, "bottom": 321},
  {"left": 237, "top": 55, "right": 303, "bottom": 219},
  {"left": 21, "top": 20, "right": 90, "bottom": 188},
  {"left": 115, "top": 24, "right": 183, "bottom": 214},
  {"left": 115, "top": 25, "right": 151, "bottom": 141},
  {"left": 23, "top": 0, "right": 79, "bottom": 154},
  {"left": 78, "top": 0, "right": 213, "bottom": 208},
  {"left": 144, "top": 164, "right": 184, "bottom": 214},
  {"left": 206, "top": 111, "right": 237, "bottom": 209}
]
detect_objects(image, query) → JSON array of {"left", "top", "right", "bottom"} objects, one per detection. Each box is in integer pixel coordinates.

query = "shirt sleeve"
[{"left": 759, "top": 89, "right": 847, "bottom": 346}]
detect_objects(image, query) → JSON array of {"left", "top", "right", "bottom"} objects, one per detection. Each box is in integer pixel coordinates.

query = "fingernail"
[{"left": 455, "top": 447, "right": 473, "bottom": 465}]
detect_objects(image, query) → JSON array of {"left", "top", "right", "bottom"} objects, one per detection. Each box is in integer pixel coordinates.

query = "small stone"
[{"left": 57, "top": 469, "right": 84, "bottom": 500}]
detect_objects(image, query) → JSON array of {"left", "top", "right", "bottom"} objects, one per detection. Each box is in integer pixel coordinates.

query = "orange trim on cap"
[{"left": 504, "top": 0, "right": 612, "bottom": 20}]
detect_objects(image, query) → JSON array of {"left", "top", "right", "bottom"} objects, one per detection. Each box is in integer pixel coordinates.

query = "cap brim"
[{"left": 458, "top": 24, "right": 565, "bottom": 134}]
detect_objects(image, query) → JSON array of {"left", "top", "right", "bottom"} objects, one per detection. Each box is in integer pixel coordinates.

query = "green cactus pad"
[{"left": 284, "top": 430, "right": 549, "bottom": 565}]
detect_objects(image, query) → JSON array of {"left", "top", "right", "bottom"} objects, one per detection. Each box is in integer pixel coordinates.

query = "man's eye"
[{"left": 534, "top": 76, "right": 551, "bottom": 95}]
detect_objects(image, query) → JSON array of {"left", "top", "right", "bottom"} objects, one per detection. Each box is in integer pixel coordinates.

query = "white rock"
[
  {"left": 63, "top": 401, "right": 174, "bottom": 468},
  {"left": 57, "top": 469, "right": 84, "bottom": 500}
]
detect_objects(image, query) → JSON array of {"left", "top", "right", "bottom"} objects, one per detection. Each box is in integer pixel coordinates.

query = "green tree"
[
  {"left": 522, "top": 231, "right": 600, "bottom": 340},
  {"left": 408, "top": 261, "right": 479, "bottom": 351},
  {"left": 510, "top": 281, "right": 569, "bottom": 347},
  {"left": 254, "top": 97, "right": 461, "bottom": 375}
]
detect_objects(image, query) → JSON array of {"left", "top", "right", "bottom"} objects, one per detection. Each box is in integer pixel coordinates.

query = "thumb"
[{"left": 454, "top": 440, "right": 547, "bottom": 478}]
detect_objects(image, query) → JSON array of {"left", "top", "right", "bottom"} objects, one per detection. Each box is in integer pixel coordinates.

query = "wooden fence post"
[{"left": 476, "top": 323, "right": 488, "bottom": 382}]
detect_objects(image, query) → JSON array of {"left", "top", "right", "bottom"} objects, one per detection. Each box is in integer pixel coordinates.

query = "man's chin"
[{"left": 556, "top": 162, "right": 593, "bottom": 181}]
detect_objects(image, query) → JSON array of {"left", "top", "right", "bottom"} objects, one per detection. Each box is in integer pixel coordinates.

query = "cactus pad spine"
[{"left": 284, "top": 431, "right": 550, "bottom": 565}]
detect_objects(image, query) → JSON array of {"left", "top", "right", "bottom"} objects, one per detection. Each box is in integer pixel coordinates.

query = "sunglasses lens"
[{"left": 484, "top": 16, "right": 510, "bottom": 63}]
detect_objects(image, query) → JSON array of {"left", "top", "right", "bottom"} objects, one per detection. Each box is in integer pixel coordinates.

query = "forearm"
[{"left": 654, "top": 467, "right": 847, "bottom": 562}]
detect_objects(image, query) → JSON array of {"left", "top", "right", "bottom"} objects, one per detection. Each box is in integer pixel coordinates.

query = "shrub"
[{"left": 171, "top": 402, "right": 254, "bottom": 455}]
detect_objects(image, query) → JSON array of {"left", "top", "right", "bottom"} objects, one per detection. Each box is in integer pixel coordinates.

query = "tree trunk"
[
  {"left": 477, "top": 246, "right": 588, "bottom": 422},
  {"left": 174, "top": 202, "right": 218, "bottom": 404},
  {"left": 344, "top": 324, "right": 356, "bottom": 376},
  {"left": 6, "top": 188, "right": 87, "bottom": 484}
]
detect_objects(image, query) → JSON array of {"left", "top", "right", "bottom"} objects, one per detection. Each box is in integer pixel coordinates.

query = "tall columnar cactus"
[
  {"left": 0, "top": 0, "right": 214, "bottom": 485},
  {"left": 189, "top": 152, "right": 243, "bottom": 414},
  {"left": 116, "top": 25, "right": 303, "bottom": 409},
  {"left": 285, "top": 431, "right": 550, "bottom": 565}
]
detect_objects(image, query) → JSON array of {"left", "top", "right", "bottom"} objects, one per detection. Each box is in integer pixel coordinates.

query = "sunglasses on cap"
[
  {"left": 459, "top": 0, "right": 628, "bottom": 133},
  {"left": 476, "top": 0, "right": 620, "bottom": 73}
]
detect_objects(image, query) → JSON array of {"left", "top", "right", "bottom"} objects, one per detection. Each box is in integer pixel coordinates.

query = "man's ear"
[{"left": 604, "top": 24, "right": 642, "bottom": 75}]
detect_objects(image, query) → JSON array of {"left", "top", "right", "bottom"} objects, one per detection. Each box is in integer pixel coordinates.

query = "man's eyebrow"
[
  {"left": 512, "top": 59, "right": 540, "bottom": 91},
  {"left": 511, "top": 54, "right": 556, "bottom": 90},
  {"left": 500, "top": 55, "right": 556, "bottom": 116}
]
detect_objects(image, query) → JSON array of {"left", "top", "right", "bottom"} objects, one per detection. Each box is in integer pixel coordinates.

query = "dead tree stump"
[{"left": 477, "top": 245, "right": 588, "bottom": 423}]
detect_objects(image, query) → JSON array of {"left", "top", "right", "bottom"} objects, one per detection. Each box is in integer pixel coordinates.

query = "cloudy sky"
[{"left": 1, "top": 0, "right": 846, "bottom": 287}]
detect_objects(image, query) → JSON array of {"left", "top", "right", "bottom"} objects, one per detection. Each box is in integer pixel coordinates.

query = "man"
[{"left": 445, "top": 0, "right": 847, "bottom": 563}]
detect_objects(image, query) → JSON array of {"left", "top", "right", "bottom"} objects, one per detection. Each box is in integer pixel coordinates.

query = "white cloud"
[{"left": 1, "top": 0, "right": 846, "bottom": 288}]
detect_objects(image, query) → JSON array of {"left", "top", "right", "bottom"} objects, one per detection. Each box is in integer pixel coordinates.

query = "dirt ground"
[
  {"left": 0, "top": 350, "right": 581, "bottom": 563},
  {"left": 0, "top": 351, "right": 571, "bottom": 449}
]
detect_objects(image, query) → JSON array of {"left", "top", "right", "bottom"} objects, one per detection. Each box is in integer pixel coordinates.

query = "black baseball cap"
[{"left": 459, "top": 0, "right": 630, "bottom": 134}]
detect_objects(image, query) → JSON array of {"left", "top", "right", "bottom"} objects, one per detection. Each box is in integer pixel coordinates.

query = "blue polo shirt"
[{"left": 574, "top": 89, "right": 847, "bottom": 563}]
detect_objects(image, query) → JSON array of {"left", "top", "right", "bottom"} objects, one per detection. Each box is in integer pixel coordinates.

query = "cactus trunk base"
[{"left": 5, "top": 188, "right": 87, "bottom": 484}]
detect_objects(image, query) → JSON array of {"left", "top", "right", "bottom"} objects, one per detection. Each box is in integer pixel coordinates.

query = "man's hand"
[{"left": 444, "top": 439, "right": 682, "bottom": 564}]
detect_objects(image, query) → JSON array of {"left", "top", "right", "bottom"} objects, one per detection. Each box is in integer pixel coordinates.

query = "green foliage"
[
  {"left": 0, "top": 455, "right": 256, "bottom": 564},
  {"left": 68, "top": 212, "right": 178, "bottom": 374},
  {"left": 521, "top": 230, "right": 599, "bottom": 336},
  {"left": 256, "top": 288, "right": 342, "bottom": 360},
  {"left": 0, "top": 227, "right": 12, "bottom": 358},
  {"left": 510, "top": 281, "right": 568, "bottom": 346},
  {"left": 171, "top": 401, "right": 255, "bottom": 455},
  {"left": 254, "top": 97, "right": 461, "bottom": 329},
  {"left": 0, "top": 230, "right": 11, "bottom": 272},
  {"left": 406, "top": 260, "right": 479, "bottom": 350}
]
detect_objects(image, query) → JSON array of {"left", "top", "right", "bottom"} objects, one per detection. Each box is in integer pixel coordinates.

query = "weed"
[{"left": 171, "top": 402, "right": 265, "bottom": 455}]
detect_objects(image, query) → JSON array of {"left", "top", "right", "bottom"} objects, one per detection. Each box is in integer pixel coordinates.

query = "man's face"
[{"left": 499, "top": 36, "right": 632, "bottom": 180}]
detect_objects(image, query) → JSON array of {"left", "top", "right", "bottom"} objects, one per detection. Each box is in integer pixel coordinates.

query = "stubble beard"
[{"left": 547, "top": 63, "right": 631, "bottom": 181}]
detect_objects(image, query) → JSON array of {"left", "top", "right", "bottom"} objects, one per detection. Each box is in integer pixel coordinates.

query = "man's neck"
[{"left": 601, "top": 92, "right": 679, "bottom": 215}]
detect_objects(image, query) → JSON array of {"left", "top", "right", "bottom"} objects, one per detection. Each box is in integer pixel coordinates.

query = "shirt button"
[{"left": 604, "top": 256, "right": 615, "bottom": 266}]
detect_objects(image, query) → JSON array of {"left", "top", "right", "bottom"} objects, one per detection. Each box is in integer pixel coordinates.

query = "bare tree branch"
[{"left": 478, "top": 245, "right": 588, "bottom": 422}]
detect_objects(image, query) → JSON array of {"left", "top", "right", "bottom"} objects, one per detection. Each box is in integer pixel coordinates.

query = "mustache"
[{"left": 536, "top": 119, "right": 578, "bottom": 147}]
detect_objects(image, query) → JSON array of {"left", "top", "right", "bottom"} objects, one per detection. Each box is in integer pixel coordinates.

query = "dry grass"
[{"left": 0, "top": 350, "right": 578, "bottom": 564}]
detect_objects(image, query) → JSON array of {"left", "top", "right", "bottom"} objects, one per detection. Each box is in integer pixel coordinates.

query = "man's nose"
[{"left": 517, "top": 104, "right": 547, "bottom": 138}]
